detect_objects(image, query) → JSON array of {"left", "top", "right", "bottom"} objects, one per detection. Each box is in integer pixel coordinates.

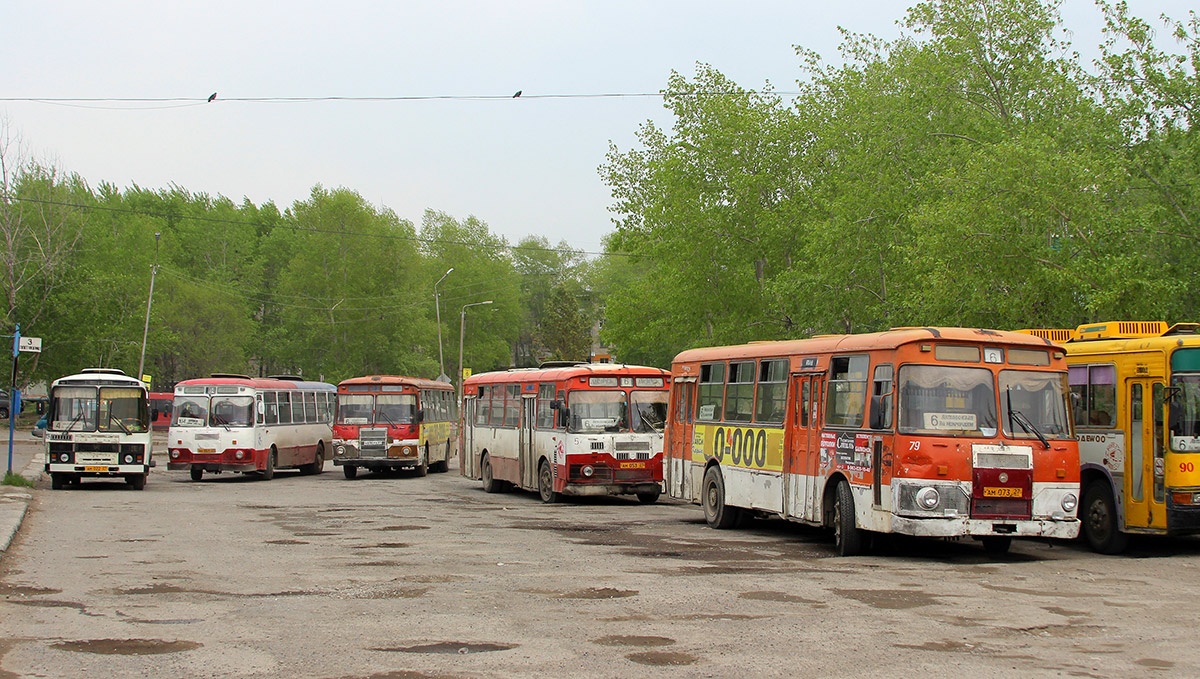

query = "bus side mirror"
[
  {"left": 417, "top": 409, "right": 425, "bottom": 422},
  {"left": 868, "top": 395, "right": 885, "bottom": 430},
  {"left": 257, "top": 400, "right": 265, "bottom": 415},
  {"left": 551, "top": 400, "right": 561, "bottom": 410}
]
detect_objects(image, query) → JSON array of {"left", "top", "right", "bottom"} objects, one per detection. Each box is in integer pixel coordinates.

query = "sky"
[{"left": 2, "top": 1, "right": 1195, "bottom": 254}]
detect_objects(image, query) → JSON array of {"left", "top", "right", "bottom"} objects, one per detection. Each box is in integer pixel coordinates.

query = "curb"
[{"left": 0, "top": 454, "right": 42, "bottom": 556}]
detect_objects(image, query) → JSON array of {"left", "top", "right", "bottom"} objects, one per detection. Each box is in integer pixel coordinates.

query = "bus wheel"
[
  {"left": 538, "top": 459, "right": 560, "bottom": 504},
  {"left": 637, "top": 487, "right": 661, "bottom": 504},
  {"left": 414, "top": 446, "right": 429, "bottom": 477},
  {"left": 303, "top": 443, "right": 325, "bottom": 475},
  {"left": 481, "top": 455, "right": 502, "bottom": 493},
  {"left": 1082, "top": 481, "right": 1129, "bottom": 554},
  {"left": 702, "top": 466, "right": 741, "bottom": 529},
  {"left": 833, "top": 479, "right": 865, "bottom": 556},
  {"left": 261, "top": 448, "right": 276, "bottom": 481},
  {"left": 981, "top": 536, "right": 1012, "bottom": 557},
  {"left": 51, "top": 473, "right": 65, "bottom": 490},
  {"left": 343, "top": 465, "right": 358, "bottom": 480},
  {"left": 127, "top": 474, "right": 146, "bottom": 491}
]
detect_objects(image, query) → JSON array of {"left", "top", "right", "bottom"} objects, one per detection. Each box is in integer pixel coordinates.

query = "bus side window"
[
  {"left": 556, "top": 390, "right": 566, "bottom": 429},
  {"left": 826, "top": 355, "right": 869, "bottom": 427},
  {"left": 264, "top": 391, "right": 279, "bottom": 425},
  {"left": 800, "top": 380, "right": 810, "bottom": 428}
]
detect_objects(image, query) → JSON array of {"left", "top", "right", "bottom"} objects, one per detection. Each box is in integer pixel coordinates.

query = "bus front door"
[
  {"left": 519, "top": 395, "right": 537, "bottom": 489},
  {"left": 667, "top": 379, "right": 696, "bottom": 499},
  {"left": 786, "top": 374, "right": 823, "bottom": 521},
  {"left": 1125, "top": 379, "right": 1167, "bottom": 531}
]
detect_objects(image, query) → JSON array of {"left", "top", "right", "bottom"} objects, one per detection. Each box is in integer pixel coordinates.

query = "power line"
[
  {"left": 0, "top": 91, "right": 793, "bottom": 105},
  {"left": 4, "top": 195, "right": 628, "bottom": 258}
]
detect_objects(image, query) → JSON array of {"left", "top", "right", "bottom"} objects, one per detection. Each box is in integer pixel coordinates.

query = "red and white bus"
[
  {"left": 332, "top": 375, "right": 457, "bottom": 478},
  {"left": 166, "top": 374, "right": 335, "bottom": 481},
  {"left": 461, "top": 363, "right": 669, "bottom": 503},
  {"left": 667, "top": 328, "right": 1081, "bottom": 555}
]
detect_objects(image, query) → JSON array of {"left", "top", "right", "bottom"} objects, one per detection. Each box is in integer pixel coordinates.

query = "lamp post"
[
  {"left": 136, "top": 232, "right": 161, "bottom": 383},
  {"left": 457, "top": 301, "right": 493, "bottom": 404},
  {"left": 434, "top": 267, "right": 453, "bottom": 382}
]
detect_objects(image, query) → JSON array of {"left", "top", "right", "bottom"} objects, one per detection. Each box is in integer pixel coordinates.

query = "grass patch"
[{"left": 3, "top": 471, "right": 34, "bottom": 487}]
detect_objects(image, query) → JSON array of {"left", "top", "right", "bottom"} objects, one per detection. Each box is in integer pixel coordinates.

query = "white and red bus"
[
  {"left": 461, "top": 363, "right": 669, "bottom": 503},
  {"left": 332, "top": 375, "right": 457, "bottom": 478},
  {"left": 166, "top": 374, "right": 335, "bottom": 481},
  {"left": 43, "top": 368, "right": 152, "bottom": 490},
  {"left": 667, "top": 328, "right": 1081, "bottom": 556}
]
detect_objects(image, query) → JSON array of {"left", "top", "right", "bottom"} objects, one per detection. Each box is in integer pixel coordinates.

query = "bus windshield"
[
  {"left": 898, "top": 365, "right": 998, "bottom": 437},
  {"left": 211, "top": 396, "right": 254, "bottom": 428},
  {"left": 336, "top": 394, "right": 417, "bottom": 425},
  {"left": 631, "top": 390, "right": 668, "bottom": 433},
  {"left": 568, "top": 391, "right": 628, "bottom": 433},
  {"left": 173, "top": 396, "right": 209, "bottom": 427},
  {"left": 999, "top": 370, "right": 1071, "bottom": 440},
  {"left": 1169, "top": 373, "right": 1200, "bottom": 451},
  {"left": 49, "top": 386, "right": 149, "bottom": 433}
]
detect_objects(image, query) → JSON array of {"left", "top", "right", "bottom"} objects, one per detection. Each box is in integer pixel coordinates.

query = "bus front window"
[
  {"left": 999, "top": 371, "right": 1071, "bottom": 441},
  {"left": 336, "top": 395, "right": 373, "bottom": 425},
  {"left": 376, "top": 394, "right": 417, "bottom": 425},
  {"left": 898, "top": 365, "right": 997, "bottom": 437},
  {"left": 1169, "top": 374, "right": 1200, "bottom": 451},
  {"left": 49, "top": 386, "right": 98, "bottom": 432},
  {"left": 631, "top": 391, "right": 668, "bottom": 433},
  {"left": 99, "top": 387, "right": 149, "bottom": 433},
  {"left": 173, "top": 396, "right": 209, "bottom": 427},
  {"left": 568, "top": 391, "right": 628, "bottom": 433},
  {"left": 210, "top": 396, "right": 254, "bottom": 428}
]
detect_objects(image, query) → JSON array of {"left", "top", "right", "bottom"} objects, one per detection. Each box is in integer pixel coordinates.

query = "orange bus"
[
  {"left": 461, "top": 363, "right": 669, "bottom": 503},
  {"left": 666, "top": 328, "right": 1081, "bottom": 555},
  {"left": 332, "top": 375, "right": 457, "bottom": 479}
]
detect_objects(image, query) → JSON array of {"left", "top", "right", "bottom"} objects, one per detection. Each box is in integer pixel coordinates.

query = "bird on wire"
[
  {"left": 207, "top": 92, "right": 217, "bottom": 102},
  {"left": 512, "top": 90, "right": 522, "bottom": 98}
]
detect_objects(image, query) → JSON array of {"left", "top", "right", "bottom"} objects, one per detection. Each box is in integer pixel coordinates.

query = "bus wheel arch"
[
  {"left": 480, "top": 451, "right": 503, "bottom": 493},
  {"left": 829, "top": 475, "right": 866, "bottom": 556},
  {"left": 1081, "top": 477, "right": 1129, "bottom": 554},
  {"left": 537, "top": 457, "right": 560, "bottom": 504},
  {"left": 261, "top": 446, "right": 277, "bottom": 481}
]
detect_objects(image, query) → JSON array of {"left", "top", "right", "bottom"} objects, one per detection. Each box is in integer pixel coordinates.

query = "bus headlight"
[
  {"left": 581, "top": 465, "right": 594, "bottom": 477},
  {"left": 916, "top": 487, "right": 941, "bottom": 510},
  {"left": 1061, "top": 493, "right": 1078, "bottom": 512},
  {"left": 336, "top": 445, "right": 346, "bottom": 456},
  {"left": 59, "top": 453, "right": 70, "bottom": 463},
  {"left": 123, "top": 454, "right": 134, "bottom": 464},
  {"left": 170, "top": 450, "right": 180, "bottom": 459},
  {"left": 234, "top": 450, "right": 245, "bottom": 460}
]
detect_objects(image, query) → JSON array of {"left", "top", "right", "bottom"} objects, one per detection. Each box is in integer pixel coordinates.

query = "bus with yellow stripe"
[
  {"left": 667, "top": 328, "right": 1081, "bottom": 556},
  {"left": 1018, "top": 322, "right": 1200, "bottom": 553}
]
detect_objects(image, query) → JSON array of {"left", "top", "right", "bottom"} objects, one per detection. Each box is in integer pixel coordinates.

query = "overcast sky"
[{"left": 3, "top": 1, "right": 1194, "bottom": 253}]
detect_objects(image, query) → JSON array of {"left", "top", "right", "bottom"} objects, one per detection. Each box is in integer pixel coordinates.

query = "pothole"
[
  {"left": 593, "top": 635, "right": 675, "bottom": 647},
  {"left": 52, "top": 639, "right": 202, "bottom": 655},
  {"left": 626, "top": 651, "right": 698, "bottom": 666},
  {"left": 370, "top": 642, "right": 517, "bottom": 654}
]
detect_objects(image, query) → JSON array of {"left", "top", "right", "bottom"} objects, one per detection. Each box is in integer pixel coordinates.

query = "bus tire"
[
  {"left": 343, "top": 464, "right": 358, "bottom": 480},
  {"left": 415, "top": 445, "right": 429, "bottom": 477},
  {"left": 190, "top": 467, "right": 203, "bottom": 482},
  {"left": 1082, "top": 480, "right": 1129, "bottom": 554},
  {"left": 702, "top": 466, "right": 741, "bottom": 529},
  {"left": 261, "top": 447, "right": 276, "bottom": 481},
  {"left": 0, "top": 407, "right": 8, "bottom": 419},
  {"left": 981, "top": 536, "right": 1012, "bottom": 557},
  {"left": 51, "top": 473, "right": 65, "bottom": 490},
  {"left": 481, "top": 454, "right": 503, "bottom": 493},
  {"left": 303, "top": 443, "right": 324, "bottom": 475},
  {"left": 637, "top": 487, "right": 661, "bottom": 504},
  {"left": 430, "top": 440, "right": 451, "bottom": 473},
  {"left": 538, "top": 459, "right": 560, "bottom": 504},
  {"left": 833, "top": 479, "right": 865, "bottom": 556},
  {"left": 127, "top": 474, "right": 146, "bottom": 491}
]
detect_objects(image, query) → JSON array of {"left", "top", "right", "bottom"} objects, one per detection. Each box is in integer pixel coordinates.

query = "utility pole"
[
  {"left": 434, "top": 267, "right": 453, "bottom": 382},
  {"left": 136, "top": 232, "right": 161, "bottom": 383}
]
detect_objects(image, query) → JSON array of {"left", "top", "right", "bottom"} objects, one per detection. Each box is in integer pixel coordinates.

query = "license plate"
[
  {"left": 983, "top": 487, "right": 1023, "bottom": 498},
  {"left": 198, "top": 448, "right": 216, "bottom": 454},
  {"left": 83, "top": 466, "right": 109, "bottom": 472},
  {"left": 619, "top": 462, "right": 646, "bottom": 469}
]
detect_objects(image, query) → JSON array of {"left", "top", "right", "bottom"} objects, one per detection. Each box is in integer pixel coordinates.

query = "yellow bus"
[{"left": 1020, "top": 322, "right": 1200, "bottom": 553}]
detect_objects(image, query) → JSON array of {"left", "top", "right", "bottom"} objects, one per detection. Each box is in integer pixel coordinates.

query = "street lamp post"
[
  {"left": 136, "top": 232, "right": 161, "bottom": 383},
  {"left": 434, "top": 267, "right": 453, "bottom": 382},
  {"left": 457, "top": 300, "right": 493, "bottom": 404}
]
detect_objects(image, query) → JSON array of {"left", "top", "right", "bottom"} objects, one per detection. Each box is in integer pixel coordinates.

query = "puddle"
[
  {"left": 593, "top": 635, "right": 675, "bottom": 647},
  {"left": 832, "top": 588, "right": 940, "bottom": 610},
  {"left": 1135, "top": 659, "right": 1174, "bottom": 669},
  {"left": 52, "top": 639, "right": 202, "bottom": 655},
  {"left": 626, "top": 651, "right": 698, "bottom": 666},
  {"left": 739, "top": 591, "right": 821, "bottom": 604},
  {"left": 265, "top": 539, "right": 309, "bottom": 545},
  {"left": 358, "top": 543, "right": 410, "bottom": 549},
  {"left": 0, "top": 584, "right": 62, "bottom": 597},
  {"left": 371, "top": 642, "right": 517, "bottom": 654},
  {"left": 560, "top": 587, "right": 637, "bottom": 599},
  {"left": 380, "top": 525, "right": 430, "bottom": 531}
]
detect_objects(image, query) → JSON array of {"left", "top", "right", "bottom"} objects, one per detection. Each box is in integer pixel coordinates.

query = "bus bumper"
[
  {"left": 562, "top": 482, "right": 662, "bottom": 497},
  {"left": 890, "top": 516, "right": 1080, "bottom": 540},
  {"left": 46, "top": 463, "right": 149, "bottom": 477},
  {"left": 168, "top": 462, "right": 257, "bottom": 472}
]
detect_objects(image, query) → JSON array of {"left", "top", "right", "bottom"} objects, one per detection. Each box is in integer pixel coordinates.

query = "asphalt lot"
[{"left": 3, "top": 453, "right": 1200, "bottom": 679}]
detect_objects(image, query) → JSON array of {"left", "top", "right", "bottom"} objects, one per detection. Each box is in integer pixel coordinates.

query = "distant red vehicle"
[{"left": 149, "top": 392, "right": 173, "bottom": 430}]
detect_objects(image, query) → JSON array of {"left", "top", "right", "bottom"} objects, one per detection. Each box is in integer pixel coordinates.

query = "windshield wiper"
[
  {"left": 108, "top": 414, "right": 131, "bottom": 435},
  {"left": 65, "top": 410, "right": 87, "bottom": 432},
  {"left": 210, "top": 414, "right": 231, "bottom": 431},
  {"left": 376, "top": 410, "right": 397, "bottom": 427},
  {"left": 1007, "top": 388, "right": 1050, "bottom": 449}
]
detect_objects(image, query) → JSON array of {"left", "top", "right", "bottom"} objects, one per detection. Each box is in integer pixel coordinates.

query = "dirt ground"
[{"left": 2, "top": 457, "right": 1199, "bottom": 678}]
